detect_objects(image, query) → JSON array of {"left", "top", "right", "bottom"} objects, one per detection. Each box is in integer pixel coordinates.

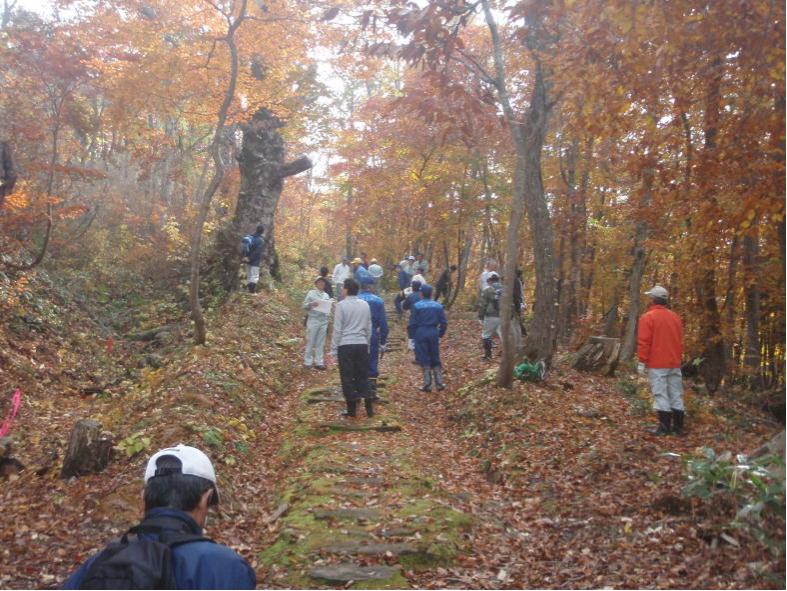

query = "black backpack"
[{"left": 78, "top": 516, "right": 211, "bottom": 590}]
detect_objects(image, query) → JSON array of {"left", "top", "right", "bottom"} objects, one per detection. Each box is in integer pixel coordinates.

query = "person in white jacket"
[
  {"left": 332, "top": 256, "right": 351, "bottom": 300},
  {"left": 303, "top": 277, "right": 332, "bottom": 369}
]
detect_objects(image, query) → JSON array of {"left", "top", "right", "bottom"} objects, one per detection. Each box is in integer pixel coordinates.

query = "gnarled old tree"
[{"left": 207, "top": 107, "right": 312, "bottom": 291}]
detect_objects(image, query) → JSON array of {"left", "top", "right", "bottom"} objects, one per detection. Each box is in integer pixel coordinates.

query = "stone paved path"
[{"left": 258, "top": 300, "right": 475, "bottom": 588}]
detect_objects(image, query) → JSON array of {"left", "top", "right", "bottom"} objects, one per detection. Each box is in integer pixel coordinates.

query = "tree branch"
[{"left": 277, "top": 155, "right": 312, "bottom": 179}]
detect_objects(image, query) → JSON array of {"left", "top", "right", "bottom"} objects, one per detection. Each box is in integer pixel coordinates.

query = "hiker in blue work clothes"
[
  {"left": 358, "top": 276, "right": 389, "bottom": 398},
  {"left": 402, "top": 275, "right": 425, "bottom": 354},
  {"left": 352, "top": 257, "right": 374, "bottom": 286},
  {"left": 408, "top": 284, "right": 448, "bottom": 392},
  {"left": 64, "top": 445, "right": 255, "bottom": 590}
]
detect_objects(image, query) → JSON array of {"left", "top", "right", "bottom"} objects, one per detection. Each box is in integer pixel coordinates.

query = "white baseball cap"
[
  {"left": 144, "top": 444, "right": 219, "bottom": 505},
  {"left": 407, "top": 255, "right": 415, "bottom": 261},
  {"left": 645, "top": 285, "right": 669, "bottom": 298}
]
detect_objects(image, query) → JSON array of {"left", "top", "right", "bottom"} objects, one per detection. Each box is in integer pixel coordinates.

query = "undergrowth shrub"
[{"left": 683, "top": 447, "right": 785, "bottom": 557}]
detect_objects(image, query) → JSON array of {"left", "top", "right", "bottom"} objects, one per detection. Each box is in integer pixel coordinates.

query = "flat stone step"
[
  {"left": 315, "top": 464, "right": 380, "bottom": 475},
  {"left": 303, "top": 386, "right": 340, "bottom": 396},
  {"left": 379, "top": 527, "right": 416, "bottom": 538},
  {"left": 310, "top": 563, "right": 400, "bottom": 583},
  {"left": 313, "top": 508, "right": 382, "bottom": 522},
  {"left": 307, "top": 395, "right": 389, "bottom": 405},
  {"left": 329, "top": 487, "right": 378, "bottom": 499},
  {"left": 320, "top": 542, "right": 420, "bottom": 557},
  {"left": 320, "top": 422, "right": 402, "bottom": 433},
  {"left": 341, "top": 476, "right": 385, "bottom": 486}
]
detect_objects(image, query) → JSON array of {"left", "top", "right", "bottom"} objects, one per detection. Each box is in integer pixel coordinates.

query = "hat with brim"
[
  {"left": 352, "top": 257, "right": 363, "bottom": 264},
  {"left": 645, "top": 285, "right": 669, "bottom": 299},
  {"left": 145, "top": 444, "right": 219, "bottom": 506},
  {"left": 315, "top": 276, "right": 326, "bottom": 285}
]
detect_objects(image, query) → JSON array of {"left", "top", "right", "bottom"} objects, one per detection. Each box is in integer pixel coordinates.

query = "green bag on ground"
[{"left": 514, "top": 360, "right": 546, "bottom": 382}]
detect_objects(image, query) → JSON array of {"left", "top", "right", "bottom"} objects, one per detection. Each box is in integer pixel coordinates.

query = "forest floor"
[{"left": 0, "top": 283, "right": 783, "bottom": 589}]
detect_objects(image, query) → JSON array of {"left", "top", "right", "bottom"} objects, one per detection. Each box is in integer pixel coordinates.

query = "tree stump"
[
  {"left": 571, "top": 336, "right": 621, "bottom": 376},
  {"left": 60, "top": 420, "right": 114, "bottom": 478}
]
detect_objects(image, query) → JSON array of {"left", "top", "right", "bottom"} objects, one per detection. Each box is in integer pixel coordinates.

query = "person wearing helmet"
[
  {"left": 64, "top": 445, "right": 255, "bottom": 589},
  {"left": 637, "top": 285, "right": 685, "bottom": 435}
]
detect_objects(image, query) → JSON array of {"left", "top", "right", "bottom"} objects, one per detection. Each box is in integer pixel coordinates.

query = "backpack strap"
[{"left": 128, "top": 515, "right": 214, "bottom": 549}]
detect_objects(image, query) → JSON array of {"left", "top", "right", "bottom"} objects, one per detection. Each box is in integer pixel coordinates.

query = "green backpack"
[{"left": 514, "top": 360, "right": 546, "bottom": 382}]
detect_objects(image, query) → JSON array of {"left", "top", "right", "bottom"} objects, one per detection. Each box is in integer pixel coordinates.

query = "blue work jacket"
[
  {"left": 358, "top": 290, "right": 389, "bottom": 346},
  {"left": 247, "top": 233, "right": 265, "bottom": 266},
  {"left": 62, "top": 508, "right": 256, "bottom": 590},
  {"left": 354, "top": 266, "right": 374, "bottom": 286},
  {"left": 403, "top": 290, "right": 421, "bottom": 312},
  {"left": 408, "top": 299, "right": 448, "bottom": 339}
]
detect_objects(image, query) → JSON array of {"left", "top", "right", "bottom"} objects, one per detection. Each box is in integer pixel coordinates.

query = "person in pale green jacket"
[{"left": 303, "top": 277, "right": 332, "bottom": 370}]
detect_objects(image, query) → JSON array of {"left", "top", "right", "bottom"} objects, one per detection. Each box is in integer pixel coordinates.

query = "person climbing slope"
[{"left": 408, "top": 284, "right": 447, "bottom": 392}]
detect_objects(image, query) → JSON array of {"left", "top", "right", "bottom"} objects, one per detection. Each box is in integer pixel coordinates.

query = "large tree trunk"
[
  {"left": 206, "top": 108, "right": 312, "bottom": 291},
  {"left": 696, "top": 55, "right": 726, "bottom": 393}
]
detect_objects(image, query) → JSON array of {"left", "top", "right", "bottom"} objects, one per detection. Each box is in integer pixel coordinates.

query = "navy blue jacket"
[
  {"left": 358, "top": 290, "right": 388, "bottom": 346},
  {"left": 247, "top": 233, "right": 265, "bottom": 266},
  {"left": 62, "top": 508, "right": 256, "bottom": 590},
  {"left": 408, "top": 299, "right": 448, "bottom": 339},
  {"left": 403, "top": 290, "right": 421, "bottom": 312},
  {"left": 398, "top": 268, "right": 412, "bottom": 290}
]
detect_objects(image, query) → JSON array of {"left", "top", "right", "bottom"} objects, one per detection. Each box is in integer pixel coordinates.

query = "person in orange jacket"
[{"left": 637, "top": 285, "right": 685, "bottom": 435}]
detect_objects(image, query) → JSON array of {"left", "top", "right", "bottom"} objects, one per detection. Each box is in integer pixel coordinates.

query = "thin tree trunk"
[
  {"left": 190, "top": 1, "right": 246, "bottom": 345},
  {"left": 619, "top": 163, "right": 654, "bottom": 361},
  {"left": 482, "top": 0, "right": 557, "bottom": 388},
  {"left": 743, "top": 225, "right": 762, "bottom": 389}
]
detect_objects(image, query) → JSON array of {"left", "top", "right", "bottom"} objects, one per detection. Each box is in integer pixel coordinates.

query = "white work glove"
[
  {"left": 637, "top": 362, "right": 646, "bottom": 376},
  {"left": 379, "top": 343, "right": 387, "bottom": 353}
]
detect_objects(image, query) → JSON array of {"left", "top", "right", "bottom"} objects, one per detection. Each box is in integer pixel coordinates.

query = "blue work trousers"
[{"left": 414, "top": 327, "right": 441, "bottom": 368}]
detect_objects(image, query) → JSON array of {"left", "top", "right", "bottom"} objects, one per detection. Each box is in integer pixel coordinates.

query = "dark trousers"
[{"left": 338, "top": 344, "right": 370, "bottom": 401}]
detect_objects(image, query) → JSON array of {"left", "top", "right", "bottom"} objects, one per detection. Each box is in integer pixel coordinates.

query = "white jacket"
[{"left": 332, "top": 263, "right": 351, "bottom": 285}]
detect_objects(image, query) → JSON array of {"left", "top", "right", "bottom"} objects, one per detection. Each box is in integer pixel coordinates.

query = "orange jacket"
[{"left": 637, "top": 305, "right": 683, "bottom": 369}]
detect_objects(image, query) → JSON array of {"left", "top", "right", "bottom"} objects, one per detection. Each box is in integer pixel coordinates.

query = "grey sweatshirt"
[{"left": 330, "top": 295, "right": 371, "bottom": 354}]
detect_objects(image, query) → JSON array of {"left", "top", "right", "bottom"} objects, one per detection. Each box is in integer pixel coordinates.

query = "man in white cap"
[
  {"left": 64, "top": 444, "right": 255, "bottom": 589},
  {"left": 637, "top": 285, "right": 685, "bottom": 436}
]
